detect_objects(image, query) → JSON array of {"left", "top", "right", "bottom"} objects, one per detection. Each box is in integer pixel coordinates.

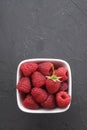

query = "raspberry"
[
  {"left": 55, "top": 67, "right": 68, "bottom": 81},
  {"left": 20, "top": 62, "right": 38, "bottom": 76},
  {"left": 32, "top": 71, "right": 46, "bottom": 88},
  {"left": 56, "top": 91, "right": 71, "bottom": 108},
  {"left": 22, "top": 95, "right": 39, "bottom": 109},
  {"left": 31, "top": 88, "right": 48, "bottom": 103},
  {"left": 41, "top": 95, "right": 56, "bottom": 109},
  {"left": 46, "top": 79, "right": 61, "bottom": 94},
  {"left": 17, "top": 77, "right": 31, "bottom": 93},
  {"left": 59, "top": 82, "right": 68, "bottom": 91},
  {"left": 38, "top": 62, "right": 53, "bottom": 76}
]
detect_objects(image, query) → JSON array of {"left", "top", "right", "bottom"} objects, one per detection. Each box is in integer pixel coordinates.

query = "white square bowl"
[{"left": 16, "top": 58, "right": 72, "bottom": 113}]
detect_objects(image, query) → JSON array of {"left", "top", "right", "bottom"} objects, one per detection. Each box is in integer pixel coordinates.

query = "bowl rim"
[{"left": 16, "top": 58, "right": 72, "bottom": 113}]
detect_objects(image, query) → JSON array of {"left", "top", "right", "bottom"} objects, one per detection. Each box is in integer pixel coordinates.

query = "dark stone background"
[{"left": 0, "top": 0, "right": 87, "bottom": 130}]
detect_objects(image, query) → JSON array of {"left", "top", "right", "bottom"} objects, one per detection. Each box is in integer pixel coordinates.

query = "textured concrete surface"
[{"left": 0, "top": 0, "right": 87, "bottom": 130}]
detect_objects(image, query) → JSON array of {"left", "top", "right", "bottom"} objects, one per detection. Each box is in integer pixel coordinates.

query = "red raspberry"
[
  {"left": 20, "top": 62, "right": 38, "bottom": 76},
  {"left": 46, "top": 79, "right": 61, "bottom": 94},
  {"left": 17, "top": 77, "right": 31, "bottom": 93},
  {"left": 41, "top": 95, "right": 56, "bottom": 109},
  {"left": 31, "top": 88, "right": 48, "bottom": 103},
  {"left": 56, "top": 91, "right": 71, "bottom": 108},
  {"left": 22, "top": 95, "right": 39, "bottom": 109},
  {"left": 32, "top": 71, "right": 46, "bottom": 88},
  {"left": 38, "top": 62, "right": 53, "bottom": 76},
  {"left": 55, "top": 67, "right": 68, "bottom": 81},
  {"left": 59, "top": 82, "right": 68, "bottom": 91}
]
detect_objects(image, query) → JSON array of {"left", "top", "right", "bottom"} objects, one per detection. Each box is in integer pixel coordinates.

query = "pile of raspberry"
[{"left": 17, "top": 62, "right": 71, "bottom": 109}]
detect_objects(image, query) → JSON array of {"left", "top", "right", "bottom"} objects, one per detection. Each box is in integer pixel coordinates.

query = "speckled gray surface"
[{"left": 0, "top": 0, "right": 87, "bottom": 129}]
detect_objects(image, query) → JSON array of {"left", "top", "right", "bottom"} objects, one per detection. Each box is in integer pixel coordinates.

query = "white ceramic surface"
[{"left": 16, "top": 58, "right": 72, "bottom": 113}]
